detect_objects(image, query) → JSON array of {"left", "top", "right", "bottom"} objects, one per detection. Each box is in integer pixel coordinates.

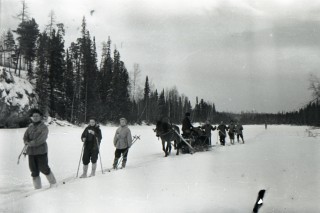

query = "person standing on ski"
[
  {"left": 113, "top": 118, "right": 132, "bottom": 169},
  {"left": 80, "top": 118, "right": 102, "bottom": 178},
  {"left": 228, "top": 120, "right": 236, "bottom": 145},
  {"left": 236, "top": 121, "right": 245, "bottom": 143},
  {"left": 217, "top": 121, "right": 228, "bottom": 146},
  {"left": 182, "top": 112, "right": 193, "bottom": 137},
  {"left": 23, "top": 109, "right": 57, "bottom": 189},
  {"left": 201, "top": 120, "right": 216, "bottom": 145}
]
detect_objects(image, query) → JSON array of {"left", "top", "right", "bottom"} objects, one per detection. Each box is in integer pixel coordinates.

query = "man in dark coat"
[
  {"left": 23, "top": 109, "right": 57, "bottom": 189},
  {"left": 236, "top": 121, "right": 245, "bottom": 143},
  {"left": 182, "top": 112, "right": 193, "bottom": 137},
  {"left": 80, "top": 118, "right": 102, "bottom": 178},
  {"left": 201, "top": 120, "right": 217, "bottom": 145},
  {"left": 217, "top": 121, "right": 228, "bottom": 146}
]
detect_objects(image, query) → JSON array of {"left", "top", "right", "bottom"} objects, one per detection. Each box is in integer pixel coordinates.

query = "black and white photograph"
[{"left": 0, "top": 0, "right": 320, "bottom": 212}]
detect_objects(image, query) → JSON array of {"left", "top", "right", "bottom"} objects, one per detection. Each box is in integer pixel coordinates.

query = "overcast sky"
[{"left": 1, "top": 0, "right": 320, "bottom": 113}]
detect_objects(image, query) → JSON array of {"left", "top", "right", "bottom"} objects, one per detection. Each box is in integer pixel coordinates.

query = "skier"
[
  {"left": 217, "top": 121, "right": 228, "bottom": 146},
  {"left": 236, "top": 121, "right": 245, "bottom": 143},
  {"left": 200, "top": 120, "right": 216, "bottom": 146},
  {"left": 80, "top": 118, "right": 102, "bottom": 178},
  {"left": 182, "top": 112, "right": 193, "bottom": 137},
  {"left": 228, "top": 120, "right": 236, "bottom": 145},
  {"left": 23, "top": 109, "right": 57, "bottom": 189},
  {"left": 113, "top": 118, "right": 132, "bottom": 169}
]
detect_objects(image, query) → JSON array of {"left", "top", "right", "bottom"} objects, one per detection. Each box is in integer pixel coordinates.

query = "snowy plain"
[{"left": 0, "top": 124, "right": 319, "bottom": 213}]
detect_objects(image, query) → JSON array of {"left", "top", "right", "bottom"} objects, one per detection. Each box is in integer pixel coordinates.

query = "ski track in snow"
[{"left": 0, "top": 125, "right": 320, "bottom": 212}]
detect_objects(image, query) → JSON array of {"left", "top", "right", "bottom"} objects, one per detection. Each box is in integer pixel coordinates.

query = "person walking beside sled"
[
  {"left": 228, "top": 120, "right": 236, "bottom": 145},
  {"left": 236, "top": 121, "right": 245, "bottom": 143},
  {"left": 217, "top": 121, "right": 228, "bottom": 146},
  {"left": 201, "top": 120, "right": 216, "bottom": 146},
  {"left": 23, "top": 109, "right": 57, "bottom": 189},
  {"left": 113, "top": 118, "right": 132, "bottom": 169},
  {"left": 80, "top": 118, "right": 102, "bottom": 178},
  {"left": 182, "top": 112, "right": 193, "bottom": 137}
]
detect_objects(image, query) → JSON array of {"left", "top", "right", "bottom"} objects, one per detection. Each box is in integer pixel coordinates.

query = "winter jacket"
[
  {"left": 114, "top": 125, "right": 132, "bottom": 149},
  {"left": 201, "top": 124, "right": 216, "bottom": 136},
  {"left": 217, "top": 124, "right": 228, "bottom": 137},
  {"left": 23, "top": 122, "right": 48, "bottom": 155},
  {"left": 81, "top": 125, "right": 102, "bottom": 149},
  {"left": 228, "top": 124, "right": 236, "bottom": 134},
  {"left": 182, "top": 117, "right": 193, "bottom": 132},
  {"left": 236, "top": 124, "right": 243, "bottom": 134}
]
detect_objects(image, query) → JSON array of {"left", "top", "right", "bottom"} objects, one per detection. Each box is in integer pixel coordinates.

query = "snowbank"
[
  {"left": 0, "top": 66, "right": 37, "bottom": 127},
  {"left": 0, "top": 67, "right": 36, "bottom": 112},
  {"left": 0, "top": 125, "right": 319, "bottom": 212}
]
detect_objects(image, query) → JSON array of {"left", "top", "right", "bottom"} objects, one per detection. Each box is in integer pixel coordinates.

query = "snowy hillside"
[
  {"left": 0, "top": 125, "right": 319, "bottom": 212},
  {"left": 0, "top": 67, "right": 37, "bottom": 126}
]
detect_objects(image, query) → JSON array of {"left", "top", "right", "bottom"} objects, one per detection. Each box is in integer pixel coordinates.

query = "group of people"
[
  {"left": 78, "top": 117, "right": 132, "bottom": 178},
  {"left": 23, "top": 109, "right": 132, "bottom": 190},
  {"left": 181, "top": 112, "right": 245, "bottom": 146},
  {"left": 22, "top": 109, "right": 245, "bottom": 190}
]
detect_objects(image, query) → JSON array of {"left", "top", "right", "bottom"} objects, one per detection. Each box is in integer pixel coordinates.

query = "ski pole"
[
  {"left": 17, "top": 145, "right": 28, "bottom": 165},
  {"left": 216, "top": 130, "right": 219, "bottom": 145},
  {"left": 76, "top": 142, "right": 85, "bottom": 177},
  {"left": 117, "top": 135, "right": 140, "bottom": 168},
  {"left": 95, "top": 138, "right": 104, "bottom": 174}
]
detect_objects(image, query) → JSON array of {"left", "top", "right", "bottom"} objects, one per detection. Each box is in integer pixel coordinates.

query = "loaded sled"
[{"left": 179, "top": 127, "right": 210, "bottom": 154}]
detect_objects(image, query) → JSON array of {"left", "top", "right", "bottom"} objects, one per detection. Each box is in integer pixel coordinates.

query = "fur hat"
[
  {"left": 120, "top": 118, "right": 127, "bottom": 123},
  {"left": 29, "top": 108, "right": 43, "bottom": 117}
]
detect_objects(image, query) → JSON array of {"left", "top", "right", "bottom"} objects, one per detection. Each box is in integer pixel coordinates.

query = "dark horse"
[{"left": 154, "top": 120, "right": 181, "bottom": 157}]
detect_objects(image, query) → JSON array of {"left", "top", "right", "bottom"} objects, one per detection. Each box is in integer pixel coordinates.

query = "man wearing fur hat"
[
  {"left": 23, "top": 109, "right": 57, "bottom": 189},
  {"left": 182, "top": 112, "right": 193, "bottom": 137},
  {"left": 113, "top": 118, "right": 132, "bottom": 169}
]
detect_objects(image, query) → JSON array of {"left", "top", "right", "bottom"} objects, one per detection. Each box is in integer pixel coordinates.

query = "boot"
[
  {"left": 32, "top": 176, "right": 42, "bottom": 189},
  {"left": 80, "top": 165, "right": 88, "bottom": 178},
  {"left": 89, "top": 163, "right": 97, "bottom": 177},
  {"left": 46, "top": 172, "right": 57, "bottom": 187},
  {"left": 113, "top": 158, "right": 119, "bottom": 169},
  {"left": 121, "top": 160, "right": 127, "bottom": 169}
]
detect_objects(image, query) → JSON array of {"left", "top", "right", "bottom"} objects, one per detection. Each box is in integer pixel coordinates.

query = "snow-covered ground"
[{"left": 0, "top": 125, "right": 319, "bottom": 212}]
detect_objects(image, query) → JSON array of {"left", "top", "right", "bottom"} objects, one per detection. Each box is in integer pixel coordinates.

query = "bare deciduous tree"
[{"left": 309, "top": 74, "right": 320, "bottom": 98}]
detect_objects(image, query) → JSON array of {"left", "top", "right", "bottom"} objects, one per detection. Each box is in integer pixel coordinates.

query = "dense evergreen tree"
[
  {"left": 4, "top": 30, "right": 15, "bottom": 51},
  {"left": 35, "top": 32, "right": 49, "bottom": 115},
  {"left": 143, "top": 76, "right": 150, "bottom": 121},
  {"left": 64, "top": 50, "right": 74, "bottom": 121},
  {"left": 16, "top": 18, "right": 39, "bottom": 79},
  {"left": 48, "top": 26, "right": 65, "bottom": 118}
]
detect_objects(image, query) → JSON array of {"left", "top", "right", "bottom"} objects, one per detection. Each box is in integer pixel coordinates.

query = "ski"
[{"left": 17, "top": 176, "right": 76, "bottom": 200}]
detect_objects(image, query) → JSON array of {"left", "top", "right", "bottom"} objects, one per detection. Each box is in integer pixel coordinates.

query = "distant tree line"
[{"left": 237, "top": 76, "right": 320, "bottom": 126}]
